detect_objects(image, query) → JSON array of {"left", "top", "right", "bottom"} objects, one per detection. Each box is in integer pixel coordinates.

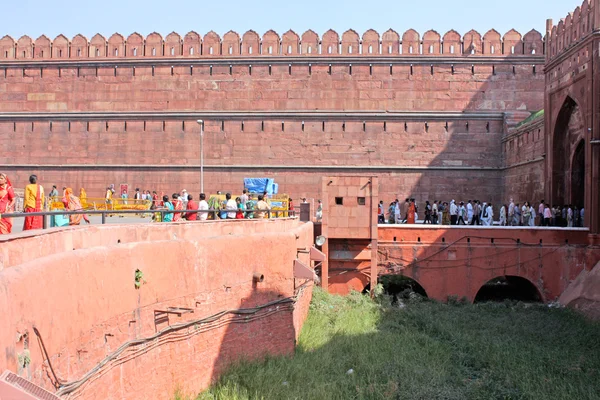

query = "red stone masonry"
[
  {"left": 0, "top": 28, "right": 544, "bottom": 59},
  {"left": 0, "top": 27, "right": 545, "bottom": 208},
  {"left": 503, "top": 114, "right": 545, "bottom": 205}
]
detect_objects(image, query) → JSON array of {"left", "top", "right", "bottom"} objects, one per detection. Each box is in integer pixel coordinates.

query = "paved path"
[{"left": 10, "top": 215, "right": 152, "bottom": 234}]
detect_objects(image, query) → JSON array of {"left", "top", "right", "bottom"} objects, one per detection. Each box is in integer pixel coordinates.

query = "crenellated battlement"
[
  {"left": 0, "top": 28, "right": 544, "bottom": 61},
  {"left": 546, "top": 0, "right": 600, "bottom": 62}
]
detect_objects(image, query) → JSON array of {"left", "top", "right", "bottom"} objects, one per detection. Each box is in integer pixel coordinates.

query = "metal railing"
[{"left": 0, "top": 209, "right": 297, "bottom": 230}]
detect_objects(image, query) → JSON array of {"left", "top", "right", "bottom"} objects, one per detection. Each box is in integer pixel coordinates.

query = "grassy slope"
[{"left": 191, "top": 289, "right": 600, "bottom": 400}]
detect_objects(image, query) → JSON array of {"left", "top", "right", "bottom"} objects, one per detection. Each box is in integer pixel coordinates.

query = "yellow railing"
[{"left": 50, "top": 197, "right": 152, "bottom": 211}]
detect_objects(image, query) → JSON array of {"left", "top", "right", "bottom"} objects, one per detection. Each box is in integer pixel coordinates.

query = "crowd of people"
[
  {"left": 152, "top": 189, "right": 275, "bottom": 222},
  {"left": 379, "top": 198, "right": 585, "bottom": 227},
  {"left": 0, "top": 173, "right": 586, "bottom": 235},
  {"left": 0, "top": 174, "right": 289, "bottom": 235}
]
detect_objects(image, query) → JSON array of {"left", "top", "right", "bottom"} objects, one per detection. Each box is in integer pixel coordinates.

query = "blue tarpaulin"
[{"left": 244, "top": 178, "right": 277, "bottom": 195}]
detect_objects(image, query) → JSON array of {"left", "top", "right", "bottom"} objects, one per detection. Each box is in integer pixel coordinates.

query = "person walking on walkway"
[{"left": 23, "top": 174, "right": 45, "bottom": 231}]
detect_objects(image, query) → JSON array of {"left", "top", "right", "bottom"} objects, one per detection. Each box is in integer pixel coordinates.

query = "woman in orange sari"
[
  {"left": 172, "top": 193, "right": 184, "bottom": 221},
  {"left": 63, "top": 188, "right": 90, "bottom": 225},
  {"left": 0, "top": 173, "right": 16, "bottom": 234},
  {"left": 407, "top": 199, "right": 416, "bottom": 224},
  {"left": 79, "top": 188, "right": 87, "bottom": 208}
]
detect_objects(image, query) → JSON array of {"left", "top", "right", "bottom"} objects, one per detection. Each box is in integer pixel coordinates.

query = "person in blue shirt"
[{"left": 162, "top": 195, "right": 174, "bottom": 222}]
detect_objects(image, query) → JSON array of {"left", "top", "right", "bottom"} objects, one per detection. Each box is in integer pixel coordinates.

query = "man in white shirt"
[
  {"left": 508, "top": 198, "right": 515, "bottom": 226},
  {"left": 449, "top": 200, "right": 458, "bottom": 225},
  {"left": 225, "top": 192, "right": 237, "bottom": 219},
  {"left": 483, "top": 202, "right": 494, "bottom": 226},
  {"left": 394, "top": 200, "right": 401, "bottom": 224},
  {"left": 180, "top": 189, "right": 188, "bottom": 207},
  {"left": 240, "top": 189, "right": 249, "bottom": 207},
  {"left": 198, "top": 193, "right": 209, "bottom": 221},
  {"left": 466, "top": 200, "right": 474, "bottom": 224}
]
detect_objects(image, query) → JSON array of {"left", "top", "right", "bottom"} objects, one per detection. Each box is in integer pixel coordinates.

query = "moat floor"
[{"left": 190, "top": 289, "right": 600, "bottom": 400}]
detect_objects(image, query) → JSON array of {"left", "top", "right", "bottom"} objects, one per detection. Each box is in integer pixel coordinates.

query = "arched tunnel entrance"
[
  {"left": 371, "top": 275, "right": 428, "bottom": 303},
  {"left": 474, "top": 276, "right": 542, "bottom": 303}
]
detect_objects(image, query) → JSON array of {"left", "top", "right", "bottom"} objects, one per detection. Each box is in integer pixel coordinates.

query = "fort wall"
[
  {"left": 0, "top": 219, "right": 314, "bottom": 399},
  {"left": 0, "top": 29, "right": 543, "bottom": 60},
  {"left": 502, "top": 114, "right": 545, "bottom": 205},
  {"left": 0, "top": 27, "right": 545, "bottom": 205}
]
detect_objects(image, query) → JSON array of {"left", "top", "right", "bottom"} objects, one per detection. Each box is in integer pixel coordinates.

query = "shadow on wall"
[
  {"left": 205, "top": 287, "right": 299, "bottom": 389},
  {"left": 197, "top": 290, "right": 600, "bottom": 400},
  {"left": 380, "top": 57, "right": 543, "bottom": 210}
]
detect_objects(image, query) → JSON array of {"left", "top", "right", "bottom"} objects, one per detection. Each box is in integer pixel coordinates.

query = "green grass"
[
  {"left": 187, "top": 288, "right": 600, "bottom": 400},
  {"left": 515, "top": 109, "right": 544, "bottom": 128}
]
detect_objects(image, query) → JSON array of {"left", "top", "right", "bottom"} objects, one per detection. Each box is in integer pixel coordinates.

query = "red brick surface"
[{"left": 0, "top": 219, "right": 314, "bottom": 399}]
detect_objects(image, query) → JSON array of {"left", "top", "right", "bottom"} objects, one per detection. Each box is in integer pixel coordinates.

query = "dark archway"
[
  {"left": 474, "top": 276, "right": 542, "bottom": 303},
  {"left": 571, "top": 140, "right": 585, "bottom": 210},
  {"left": 376, "top": 275, "right": 428, "bottom": 303},
  {"left": 552, "top": 97, "right": 584, "bottom": 206}
]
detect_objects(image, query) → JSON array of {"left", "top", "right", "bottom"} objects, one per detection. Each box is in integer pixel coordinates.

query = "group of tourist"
[
  {"left": 379, "top": 198, "right": 585, "bottom": 227},
  {"left": 155, "top": 189, "right": 274, "bottom": 222},
  {"left": 0, "top": 174, "right": 285, "bottom": 234},
  {"left": 379, "top": 199, "right": 496, "bottom": 226},
  {"left": 0, "top": 174, "right": 92, "bottom": 234}
]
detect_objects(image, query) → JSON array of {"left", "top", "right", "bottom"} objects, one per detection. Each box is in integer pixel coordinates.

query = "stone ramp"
[{"left": 559, "top": 261, "right": 600, "bottom": 320}]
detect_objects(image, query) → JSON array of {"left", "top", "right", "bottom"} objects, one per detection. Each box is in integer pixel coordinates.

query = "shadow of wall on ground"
[{"left": 196, "top": 294, "right": 600, "bottom": 400}]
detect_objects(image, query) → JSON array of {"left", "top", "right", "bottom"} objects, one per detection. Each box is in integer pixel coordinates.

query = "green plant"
[
  {"left": 134, "top": 269, "right": 146, "bottom": 289},
  {"left": 194, "top": 287, "right": 600, "bottom": 400},
  {"left": 17, "top": 350, "right": 30, "bottom": 368}
]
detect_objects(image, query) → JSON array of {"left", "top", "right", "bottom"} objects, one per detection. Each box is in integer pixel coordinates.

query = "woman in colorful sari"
[
  {"left": 172, "top": 193, "right": 184, "bottom": 221},
  {"left": 63, "top": 188, "right": 90, "bottom": 225},
  {"left": 23, "top": 174, "right": 45, "bottom": 231},
  {"left": 161, "top": 195, "right": 174, "bottom": 222},
  {"left": 0, "top": 173, "right": 16, "bottom": 234},
  {"left": 407, "top": 200, "right": 416, "bottom": 224},
  {"left": 79, "top": 188, "right": 87, "bottom": 208}
]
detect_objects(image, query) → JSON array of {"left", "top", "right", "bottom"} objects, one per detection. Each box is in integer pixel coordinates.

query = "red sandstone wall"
[
  {"left": 502, "top": 116, "right": 545, "bottom": 205},
  {"left": 0, "top": 219, "right": 314, "bottom": 399},
  {"left": 0, "top": 28, "right": 545, "bottom": 209}
]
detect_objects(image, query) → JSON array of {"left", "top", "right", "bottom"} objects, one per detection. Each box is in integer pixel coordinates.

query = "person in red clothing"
[{"left": 184, "top": 194, "right": 198, "bottom": 221}]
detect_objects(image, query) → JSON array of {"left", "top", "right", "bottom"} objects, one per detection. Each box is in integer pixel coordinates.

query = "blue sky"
[{"left": 1, "top": 0, "right": 582, "bottom": 40}]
